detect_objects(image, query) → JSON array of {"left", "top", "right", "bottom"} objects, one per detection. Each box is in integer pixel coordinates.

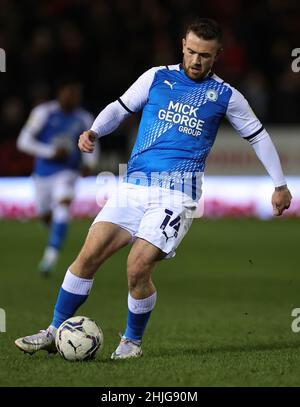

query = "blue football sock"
[
  {"left": 48, "top": 222, "right": 68, "bottom": 250},
  {"left": 51, "top": 287, "right": 88, "bottom": 329},
  {"left": 124, "top": 309, "right": 152, "bottom": 341}
]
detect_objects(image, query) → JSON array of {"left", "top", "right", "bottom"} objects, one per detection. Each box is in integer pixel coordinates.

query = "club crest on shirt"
[{"left": 205, "top": 89, "right": 218, "bottom": 102}]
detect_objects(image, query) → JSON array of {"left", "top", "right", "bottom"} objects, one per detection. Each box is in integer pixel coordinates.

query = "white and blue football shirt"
[
  {"left": 19, "top": 101, "right": 94, "bottom": 176},
  {"left": 117, "top": 64, "right": 264, "bottom": 199}
]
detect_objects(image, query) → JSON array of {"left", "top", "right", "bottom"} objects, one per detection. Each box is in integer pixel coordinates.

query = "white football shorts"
[
  {"left": 33, "top": 170, "right": 78, "bottom": 215},
  {"left": 93, "top": 182, "right": 198, "bottom": 258}
]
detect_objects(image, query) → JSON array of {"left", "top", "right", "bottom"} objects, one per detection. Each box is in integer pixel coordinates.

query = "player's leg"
[
  {"left": 111, "top": 238, "right": 164, "bottom": 359},
  {"left": 33, "top": 174, "right": 56, "bottom": 273},
  {"left": 48, "top": 187, "right": 142, "bottom": 334},
  {"left": 38, "top": 171, "right": 77, "bottom": 275},
  {"left": 15, "top": 221, "right": 131, "bottom": 354},
  {"left": 33, "top": 175, "right": 52, "bottom": 219},
  {"left": 50, "top": 220, "right": 132, "bottom": 332},
  {"left": 111, "top": 187, "right": 197, "bottom": 359},
  {"left": 39, "top": 198, "right": 72, "bottom": 275}
]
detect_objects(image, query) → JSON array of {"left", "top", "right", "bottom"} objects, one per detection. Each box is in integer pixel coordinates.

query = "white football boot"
[
  {"left": 111, "top": 334, "right": 143, "bottom": 360},
  {"left": 15, "top": 330, "right": 57, "bottom": 355}
]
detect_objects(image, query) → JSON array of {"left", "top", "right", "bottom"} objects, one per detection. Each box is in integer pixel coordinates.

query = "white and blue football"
[{"left": 55, "top": 316, "right": 103, "bottom": 361}]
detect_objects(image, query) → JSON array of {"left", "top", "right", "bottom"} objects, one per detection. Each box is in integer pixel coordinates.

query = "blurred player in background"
[
  {"left": 15, "top": 18, "right": 292, "bottom": 358},
  {"left": 17, "top": 79, "right": 99, "bottom": 276}
]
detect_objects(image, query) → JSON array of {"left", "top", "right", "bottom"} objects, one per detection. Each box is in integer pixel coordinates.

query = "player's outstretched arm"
[
  {"left": 226, "top": 88, "right": 292, "bottom": 217},
  {"left": 88, "top": 100, "right": 131, "bottom": 142},
  {"left": 248, "top": 131, "right": 292, "bottom": 216}
]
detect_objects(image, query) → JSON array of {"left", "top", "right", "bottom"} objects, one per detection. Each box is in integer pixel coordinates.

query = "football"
[{"left": 55, "top": 316, "right": 103, "bottom": 361}]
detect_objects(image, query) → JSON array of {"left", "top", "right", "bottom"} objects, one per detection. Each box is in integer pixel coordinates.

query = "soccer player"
[
  {"left": 15, "top": 18, "right": 292, "bottom": 358},
  {"left": 17, "top": 79, "right": 98, "bottom": 275}
]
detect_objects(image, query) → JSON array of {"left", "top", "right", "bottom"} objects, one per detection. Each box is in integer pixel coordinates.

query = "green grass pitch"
[{"left": 0, "top": 217, "right": 300, "bottom": 387}]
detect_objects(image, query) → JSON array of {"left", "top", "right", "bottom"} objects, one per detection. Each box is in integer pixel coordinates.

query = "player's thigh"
[
  {"left": 52, "top": 170, "right": 78, "bottom": 205},
  {"left": 71, "top": 221, "right": 132, "bottom": 277},
  {"left": 33, "top": 175, "right": 52, "bottom": 216}
]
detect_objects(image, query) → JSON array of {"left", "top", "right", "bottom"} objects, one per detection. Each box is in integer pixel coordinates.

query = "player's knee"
[
  {"left": 74, "top": 251, "right": 102, "bottom": 276},
  {"left": 127, "top": 256, "right": 151, "bottom": 289},
  {"left": 53, "top": 203, "right": 70, "bottom": 224}
]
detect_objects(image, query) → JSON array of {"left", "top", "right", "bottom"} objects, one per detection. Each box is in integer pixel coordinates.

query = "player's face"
[
  {"left": 182, "top": 32, "right": 221, "bottom": 81},
  {"left": 58, "top": 84, "right": 82, "bottom": 112}
]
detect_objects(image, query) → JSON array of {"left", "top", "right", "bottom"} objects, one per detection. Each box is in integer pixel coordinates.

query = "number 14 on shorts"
[{"left": 160, "top": 209, "right": 181, "bottom": 242}]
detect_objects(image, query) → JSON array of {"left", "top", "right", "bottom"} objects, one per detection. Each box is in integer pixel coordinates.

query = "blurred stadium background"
[
  {"left": 1, "top": 0, "right": 300, "bottom": 388},
  {"left": 0, "top": 0, "right": 299, "bottom": 218}
]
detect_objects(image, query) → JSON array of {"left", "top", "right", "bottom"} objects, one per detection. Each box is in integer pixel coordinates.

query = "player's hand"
[
  {"left": 272, "top": 185, "right": 292, "bottom": 216},
  {"left": 53, "top": 147, "right": 69, "bottom": 160},
  {"left": 78, "top": 130, "right": 97, "bottom": 153}
]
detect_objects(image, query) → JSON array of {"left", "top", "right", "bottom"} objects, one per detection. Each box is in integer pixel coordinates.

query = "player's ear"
[{"left": 182, "top": 38, "right": 186, "bottom": 52}]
